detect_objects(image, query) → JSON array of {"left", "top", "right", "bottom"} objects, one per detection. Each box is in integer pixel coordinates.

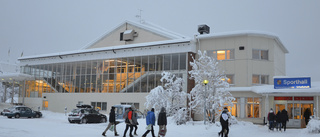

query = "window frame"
[
  {"left": 207, "top": 49, "right": 235, "bottom": 61},
  {"left": 246, "top": 97, "right": 261, "bottom": 118},
  {"left": 252, "top": 49, "right": 269, "bottom": 60}
]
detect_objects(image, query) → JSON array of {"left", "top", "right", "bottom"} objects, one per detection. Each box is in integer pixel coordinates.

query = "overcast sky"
[{"left": 1, "top": 0, "right": 319, "bottom": 81}]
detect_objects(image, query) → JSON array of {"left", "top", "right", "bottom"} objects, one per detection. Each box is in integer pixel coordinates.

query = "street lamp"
[{"left": 203, "top": 79, "right": 209, "bottom": 124}]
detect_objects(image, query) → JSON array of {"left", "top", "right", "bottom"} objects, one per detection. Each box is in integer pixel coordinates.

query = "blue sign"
[{"left": 274, "top": 77, "right": 311, "bottom": 89}]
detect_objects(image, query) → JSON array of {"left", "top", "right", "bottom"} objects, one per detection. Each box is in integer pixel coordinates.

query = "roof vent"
[
  {"left": 122, "top": 29, "right": 138, "bottom": 41},
  {"left": 198, "top": 24, "right": 210, "bottom": 34}
]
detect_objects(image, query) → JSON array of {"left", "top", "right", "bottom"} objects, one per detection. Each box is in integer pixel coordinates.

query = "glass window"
[
  {"left": 253, "top": 49, "right": 268, "bottom": 60},
  {"left": 226, "top": 75, "right": 234, "bottom": 84},
  {"left": 180, "top": 53, "right": 186, "bottom": 70},
  {"left": 172, "top": 54, "right": 179, "bottom": 70},
  {"left": 208, "top": 49, "right": 234, "bottom": 60},
  {"left": 252, "top": 75, "right": 269, "bottom": 84},
  {"left": 164, "top": 54, "right": 171, "bottom": 71},
  {"left": 252, "top": 75, "right": 260, "bottom": 84},
  {"left": 246, "top": 97, "right": 261, "bottom": 118},
  {"left": 227, "top": 98, "right": 238, "bottom": 117}
]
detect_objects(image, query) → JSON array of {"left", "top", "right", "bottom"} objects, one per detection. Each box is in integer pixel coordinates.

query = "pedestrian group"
[{"left": 102, "top": 106, "right": 167, "bottom": 137}]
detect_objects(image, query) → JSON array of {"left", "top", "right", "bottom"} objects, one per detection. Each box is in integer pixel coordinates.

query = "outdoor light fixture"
[
  {"left": 203, "top": 79, "right": 209, "bottom": 85},
  {"left": 203, "top": 79, "right": 209, "bottom": 124}
]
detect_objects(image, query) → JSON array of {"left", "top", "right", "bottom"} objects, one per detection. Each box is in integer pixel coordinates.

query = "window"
[
  {"left": 225, "top": 75, "right": 234, "bottom": 85},
  {"left": 252, "top": 49, "right": 268, "bottom": 60},
  {"left": 252, "top": 75, "right": 269, "bottom": 84},
  {"left": 227, "top": 98, "right": 238, "bottom": 117},
  {"left": 91, "top": 102, "right": 107, "bottom": 111},
  {"left": 246, "top": 97, "right": 261, "bottom": 118},
  {"left": 208, "top": 49, "right": 234, "bottom": 60}
]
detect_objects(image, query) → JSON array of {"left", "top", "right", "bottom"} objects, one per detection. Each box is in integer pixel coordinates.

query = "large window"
[
  {"left": 252, "top": 75, "right": 269, "bottom": 84},
  {"left": 208, "top": 49, "right": 234, "bottom": 60},
  {"left": 246, "top": 97, "right": 261, "bottom": 118},
  {"left": 22, "top": 53, "right": 188, "bottom": 95},
  {"left": 227, "top": 98, "right": 238, "bottom": 117},
  {"left": 253, "top": 49, "right": 268, "bottom": 60}
]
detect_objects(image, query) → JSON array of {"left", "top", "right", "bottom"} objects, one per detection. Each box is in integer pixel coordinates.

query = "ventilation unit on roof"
[
  {"left": 198, "top": 24, "right": 210, "bottom": 34},
  {"left": 121, "top": 29, "right": 138, "bottom": 41}
]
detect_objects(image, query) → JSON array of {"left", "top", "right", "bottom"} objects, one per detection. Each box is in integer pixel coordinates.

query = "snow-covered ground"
[{"left": 0, "top": 110, "right": 318, "bottom": 137}]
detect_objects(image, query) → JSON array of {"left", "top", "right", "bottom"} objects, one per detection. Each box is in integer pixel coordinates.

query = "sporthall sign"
[{"left": 274, "top": 77, "right": 311, "bottom": 89}]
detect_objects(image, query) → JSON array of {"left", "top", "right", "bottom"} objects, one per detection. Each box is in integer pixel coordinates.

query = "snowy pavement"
[{"left": 0, "top": 111, "right": 318, "bottom": 137}]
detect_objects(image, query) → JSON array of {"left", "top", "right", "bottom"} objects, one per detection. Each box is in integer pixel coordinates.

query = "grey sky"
[{"left": 1, "top": 0, "right": 319, "bottom": 81}]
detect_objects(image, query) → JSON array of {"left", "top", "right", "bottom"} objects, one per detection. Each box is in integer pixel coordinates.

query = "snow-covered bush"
[
  {"left": 172, "top": 107, "right": 190, "bottom": 125},
  {"left": 305, "top": 117, "right": 320, "bottom": 133}
]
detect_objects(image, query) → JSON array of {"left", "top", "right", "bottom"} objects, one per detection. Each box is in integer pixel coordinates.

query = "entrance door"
[
  {"left": 301, "top": 103, "right": 313, "bottom": 128},
  {"left": 275, "top": 104, "right": 286, "bottom": 113}
]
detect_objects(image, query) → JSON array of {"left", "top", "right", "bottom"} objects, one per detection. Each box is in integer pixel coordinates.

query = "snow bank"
[{"left": 304, "top": 118, "right": 320, "bottom": 133}]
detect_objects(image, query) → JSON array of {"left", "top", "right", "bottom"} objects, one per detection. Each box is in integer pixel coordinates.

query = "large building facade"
[{"left": 3, "top": 20, "right": 318, "bottom": 128}]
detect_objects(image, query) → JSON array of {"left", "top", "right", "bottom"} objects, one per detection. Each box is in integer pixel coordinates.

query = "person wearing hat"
[
  {"left": 218, "top": 107, "right": 230, "bottom": 137},
  {"left": 267, "top": 108, "right": 276, "bottom": 131}
]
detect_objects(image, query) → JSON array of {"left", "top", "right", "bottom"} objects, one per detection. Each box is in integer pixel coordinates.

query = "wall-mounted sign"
[{"left": 274, "top": 77, "right": 311, "bottom": 89}]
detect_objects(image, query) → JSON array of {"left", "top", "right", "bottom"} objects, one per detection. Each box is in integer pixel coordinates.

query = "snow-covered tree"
[
  {"left": 188, "top": 50, "right": 235, "bottom": 121},
  {"left": 145, "top": 72, "right": 187, "bottom": 117}
]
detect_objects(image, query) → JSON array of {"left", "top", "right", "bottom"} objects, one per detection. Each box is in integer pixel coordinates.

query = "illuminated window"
[
  {"left": 208, "top": 49, "right": 234, "bottom": 60},
  {"left": 246, "top": 97, "right": 261, "bottom": 118},
  {"left": 226, "top": 75, "right": 234, "bottom": 85},
  {"left": 253, "top": 49, "right": 268, "bottom": 60},
  {"left": 252, "top": 75, "right": 269, "bottom": 84},
  {"left": 227, "top": 98, "right": 238, "bottom": 117}
]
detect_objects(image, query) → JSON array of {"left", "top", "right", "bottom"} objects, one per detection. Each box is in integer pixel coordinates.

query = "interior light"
[{"left": 217, "top": 50, "right": 225, "bottom": 54}]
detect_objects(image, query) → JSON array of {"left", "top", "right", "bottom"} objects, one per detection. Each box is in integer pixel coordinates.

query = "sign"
[
  {"left": 274, "top": 77, "right": 311, "bottom": 89},
  {"left": 274, "top": 96, "right": 313, "bottom": 101}
]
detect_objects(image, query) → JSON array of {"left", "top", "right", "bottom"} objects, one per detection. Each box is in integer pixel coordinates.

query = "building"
[{"left": 1, "top": 20, "right": 319, "bottom": 128}]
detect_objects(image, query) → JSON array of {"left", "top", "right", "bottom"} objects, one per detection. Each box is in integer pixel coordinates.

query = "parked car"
[
  {"left": 4, "top": 106, "right": 42, "bottom": 118},
  {"left": 68, "top": 104, "right": 107, "bottom": 124},
  {"left": 1, "top": 108, "right": 11, "bottom": 115}
]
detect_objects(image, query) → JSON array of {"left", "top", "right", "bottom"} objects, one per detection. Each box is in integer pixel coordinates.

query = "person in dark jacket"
[
  {"left": 275, "top": 110, "right": 282, "bottom": 131},
  {"left": 157, "top": 107, "right": 167, "bottom": 137},
  {"left": 218, "top": 107, "right": 229, "bottom": 137},
  {"left": 267, "top": 108, "right": 276, "bottom": 130},
  {"left": 123, "top": 107, "right": 134, "bottom": 137},
  {"left": 102, "top": 106, "right": 119, "bottom": 136},
  {"left": 142, "top": 108, "right": 156, "bottom": 137},
  {"left": 280, "top": 109, "right": 289, "bottom": 131},
  {"left": 304, "top": 108, "right": 311, "bottom": 126},
  {"left": 132, "top": 109, "right": 139, "bottom": 136}
]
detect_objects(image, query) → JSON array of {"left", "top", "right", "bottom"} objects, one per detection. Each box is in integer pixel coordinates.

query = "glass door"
[
  {"left": 301, "top": 103, "right": 313, "bottom": 128},
  {"left": 275, "top": 104, "right": 286, "bottom": 114},
  {"left": 287, "top": 103, "right": 301, "bottom": 127}
]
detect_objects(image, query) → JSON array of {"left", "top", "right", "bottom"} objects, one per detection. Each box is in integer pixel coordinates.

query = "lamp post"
[{"left": 203, "top": 79, "right": 209, "bottom": 124}]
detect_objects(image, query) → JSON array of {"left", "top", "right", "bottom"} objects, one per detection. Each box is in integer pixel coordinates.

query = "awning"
[{"left": 0, "top": 73, "right": 34, "bottom": 82}]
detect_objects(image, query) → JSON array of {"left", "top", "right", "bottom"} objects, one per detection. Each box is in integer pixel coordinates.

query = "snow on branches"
[
  {"left": 188, "top": 50, "right": 235, "bottom": 120},
  {"left": 145, "top": 72, "right": 187, "bottom": 117}
]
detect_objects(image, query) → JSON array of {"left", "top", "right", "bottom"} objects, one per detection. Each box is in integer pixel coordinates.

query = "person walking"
[
  {"left": 304, "top": 108, "right": 311, "bottom": 126},
  {"left": 218, "top": 107, "right": 230, "bottom": 137},
  {"left": 275, "top": 110, "right": 282, "bottom": 131},
  {"left": 280, "top": 109, "right": 289, "bottom": 131},
  {"left": 267, "top": 108, "right": 276, "bottom": 131},
  {"left": 132, "top": 109, "right": 139, "bottom": 136},
  {"left": 142, "top": 108, "right": 156, "bottom": 137},
  {"left": 157, "top": 107, "right": 167, "bottom": 137},
  {"left": 102, "top": 106, "right": 120, "bottom": 136},
  {"left": 123, "top": 107, "right": 134, "bottom": 137}
]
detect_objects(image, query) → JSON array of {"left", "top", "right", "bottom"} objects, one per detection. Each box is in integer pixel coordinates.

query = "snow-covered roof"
[
  {"left": 81, "top": 20, "right": 189, "bottom": 49},
  {"left": 196, "top": 30, "right": 289, "bottom": 53},
  {"left": 0, "top": 73, "right": 34, "bottom": 81},
  {"left": 229, "top": 81, "right": 320, "bottom": 95},
  {"left": 18, "top": 39, "right": 192, "bottom": 60}
]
